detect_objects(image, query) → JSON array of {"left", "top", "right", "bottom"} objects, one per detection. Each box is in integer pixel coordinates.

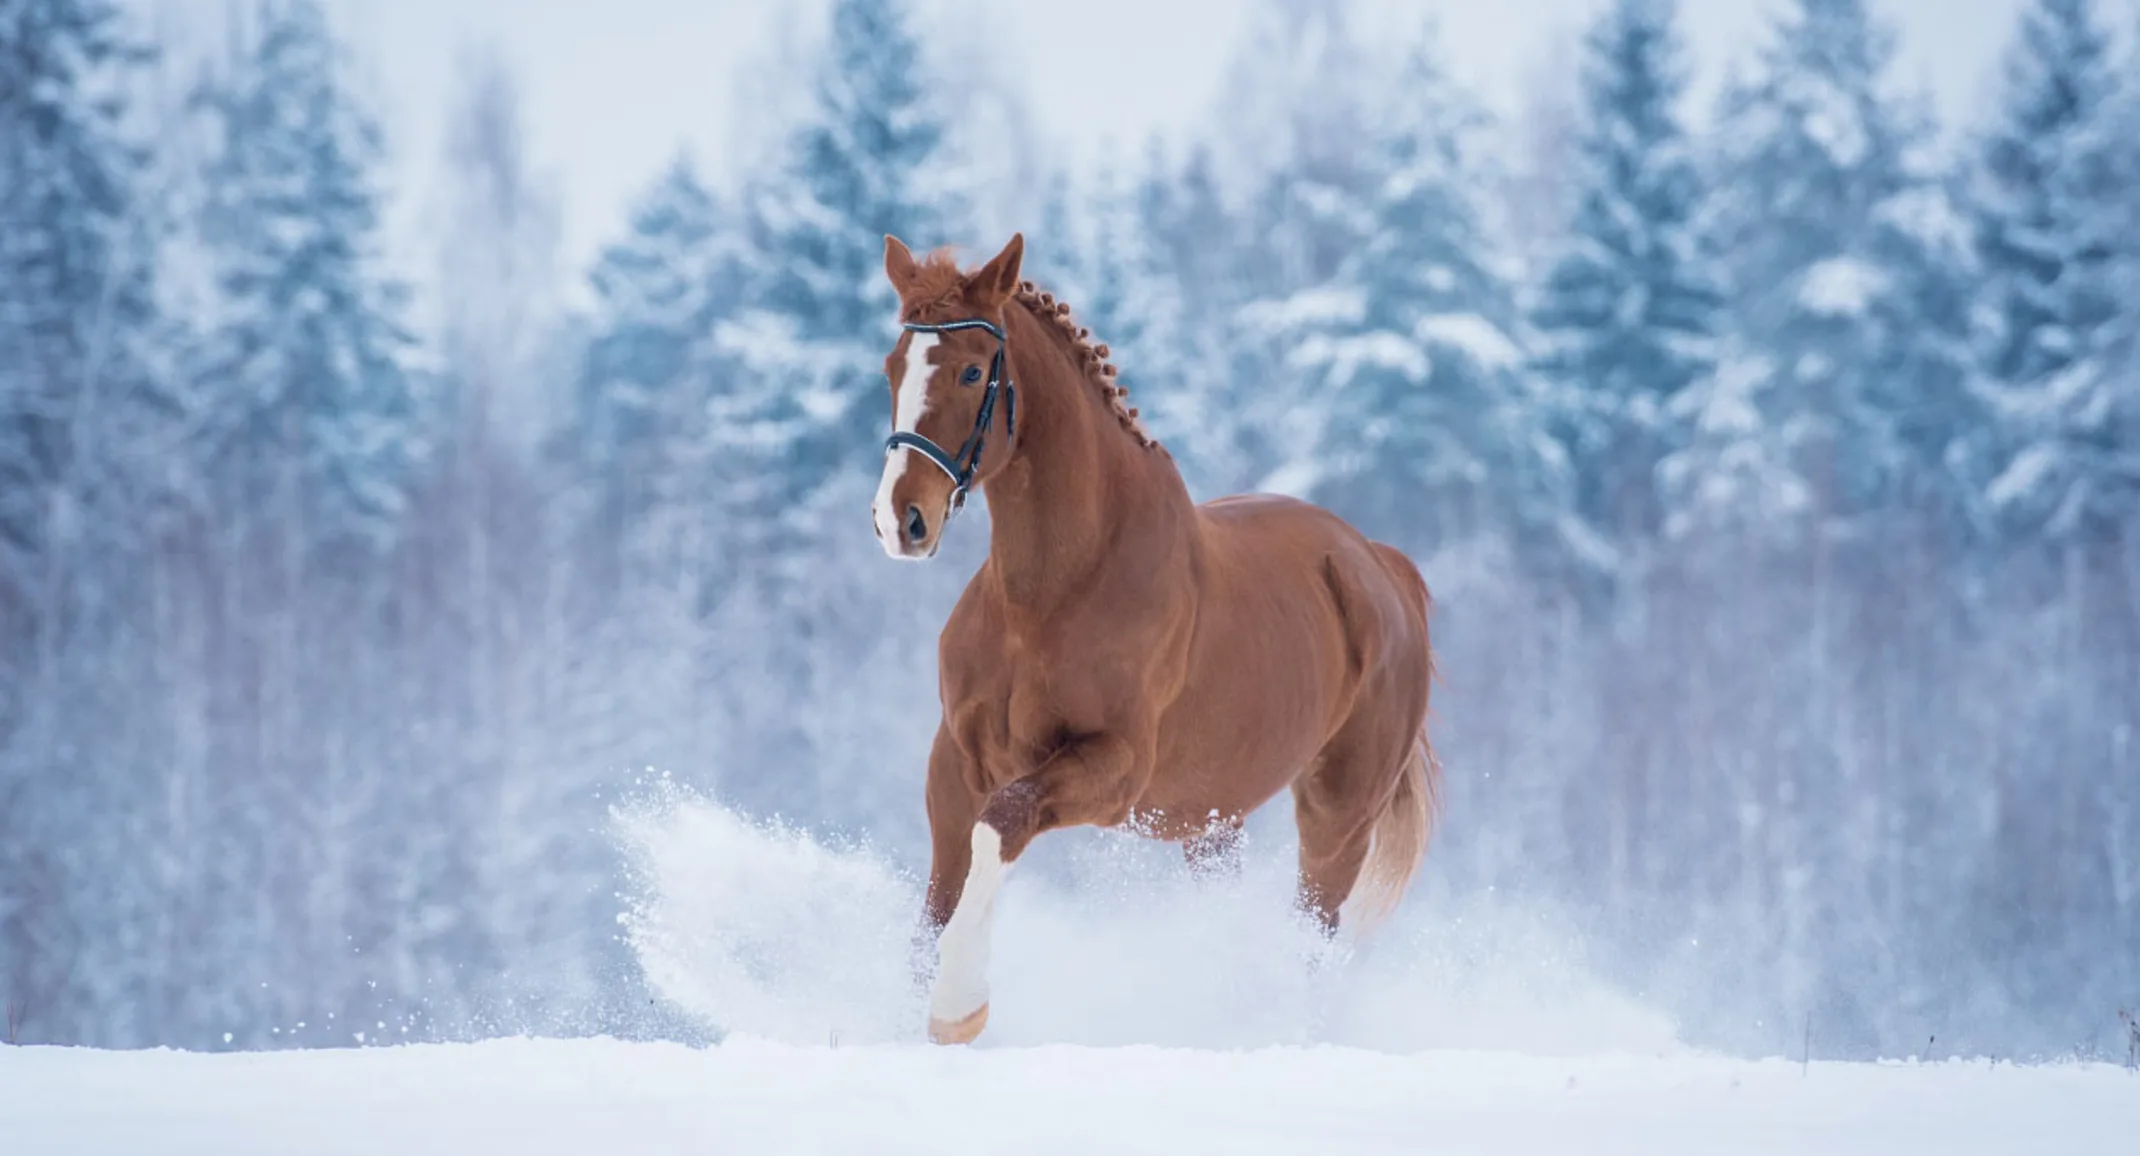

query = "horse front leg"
[
  {"left": 918, "top": 725, "right": 979, "bottom": 991},
  {"left": 927, "top": 730, "right": 1150, "bottom": 1045}
]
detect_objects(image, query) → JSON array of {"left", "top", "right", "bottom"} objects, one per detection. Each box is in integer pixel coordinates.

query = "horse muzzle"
[{"left": 872, "top": 494, "right": 942, "bottom": 561}]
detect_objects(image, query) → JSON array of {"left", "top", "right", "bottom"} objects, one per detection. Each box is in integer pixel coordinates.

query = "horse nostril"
[{"left": 905, "top": 504, "right": 928, "bottom": 545}]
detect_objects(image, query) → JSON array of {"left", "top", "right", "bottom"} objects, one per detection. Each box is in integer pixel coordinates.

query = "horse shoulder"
[{"left": 1088, "top": 528, "right": 1201, "bottom": 694}]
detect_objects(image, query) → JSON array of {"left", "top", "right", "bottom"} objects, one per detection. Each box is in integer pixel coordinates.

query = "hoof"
[{"left": 928, "top": 1002, "right": 989, "bottom": 1045}]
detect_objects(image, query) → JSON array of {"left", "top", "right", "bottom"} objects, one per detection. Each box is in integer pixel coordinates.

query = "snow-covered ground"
[
  {"left": 7, "top": 1036, "right": 2134, "bottom": 1154},
  {"left": 8, "top": 794, "right": 2131, "bottom": 1154}
]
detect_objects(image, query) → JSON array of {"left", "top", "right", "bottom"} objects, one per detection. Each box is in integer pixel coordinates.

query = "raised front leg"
[
  {"left": 977, "top": 732, "right": 1150, "bottom": 860},
  {"left": 927, "top": 730, "right": 1152, "bottom": 1044}
]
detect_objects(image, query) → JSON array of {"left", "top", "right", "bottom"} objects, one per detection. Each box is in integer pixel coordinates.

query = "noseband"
[{"left": 884, "top": 318, "right": 1016, "bottom": 512}]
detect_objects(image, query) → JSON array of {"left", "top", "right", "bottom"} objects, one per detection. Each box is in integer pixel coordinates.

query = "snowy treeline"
[{"left": 0, "top": 0, "right": 2134, "bottom": 1058}]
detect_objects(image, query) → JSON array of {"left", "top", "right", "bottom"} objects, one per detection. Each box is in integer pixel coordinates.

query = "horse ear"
[
  {"left": 970, "top": 233, "right": 1024, "bottom": 305},
  {"left": 885, "top": 234, "right": 920, "bottom": 294}
]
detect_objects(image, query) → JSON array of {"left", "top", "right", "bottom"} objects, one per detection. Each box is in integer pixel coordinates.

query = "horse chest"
[
  {"left": 944, "top": 644, "right": 1060, "bottom": 779},
  {"left": 943, "top": 615, "right": 1139, "bottom": 786}
]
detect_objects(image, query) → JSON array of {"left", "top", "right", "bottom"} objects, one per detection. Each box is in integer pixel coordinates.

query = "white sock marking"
[
  {"left": 930, "top": 822, "right": 1005, "bottom": 1022},
  {"left": 874, "top": 332, "right": 938, "bottom": 557}
]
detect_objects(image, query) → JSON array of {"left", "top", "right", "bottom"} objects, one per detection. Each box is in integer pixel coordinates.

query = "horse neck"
[{"left": 980, "top": 303, "right": 1184, "bottom": 607}]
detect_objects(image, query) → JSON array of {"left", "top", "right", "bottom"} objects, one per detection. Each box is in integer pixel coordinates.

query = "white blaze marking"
[
  {"left": 930, "top": 822, "right": 1005, "bottom": 1023},
  {"left": 874, "top": 332, "right": 938, "bottom": 557}
]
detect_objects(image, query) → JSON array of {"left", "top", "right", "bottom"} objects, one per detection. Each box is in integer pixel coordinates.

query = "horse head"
[{"left": 872, "top": 232, "right": 1025, "bottom": 560}]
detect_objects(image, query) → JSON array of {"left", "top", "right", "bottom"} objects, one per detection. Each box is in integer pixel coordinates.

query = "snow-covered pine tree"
[
  {"left": 1016, "top": 150, "right": 1224, "bottom": 505},
  {"left": 1088, "top": 159, "right": 1179, "bottom": 408},
  {"left": 431, "top": 46, "right": 563, "bottom": 460},
  {"left": 1654, "top": 2, "right": 1989, "bottom": 1026},
  {"left": 1063, "top": 160, "right": 1131, "bottom": 350},
  {"left": 720, "top": 0, "right": 958, "bottom": 513},
  {"left": 560, "top": 155, "right": 760, "bottom": 842},
  {"left": 1028, "top": 157, "right": 1162, "bottom": 357},
  {"left": 413, "top": 51, "right": 626, "bottom": 1041},
  {"left": 573, "top": 157, "right": 731, "bottom": 576},
  {"left": 1219, "top": 0, "right": 1389, "bottom": 499},
  {"left": 179, "top": 0, "right": 422, "bottom": 1041},
  {"left": 1030, "top": 167, "right": 1084, "bottom": 295},
  {"left": 1272, "top": 31, "right": 1574, "bottom": 562},
  {"left": 1132, "top": 142, "right": 1244, "bottom": 495},
  {"left": 1966, "top": 0, "right": 2140, "bottom": 1028},
  {"left": 1226, "top": 0, "right": 1382, "bottom": 303},
  {"left": 188, "top": 0, "right": 417, "bottom": 553},
  {"left": 683, "top": 0, "right": 972, "bottom": 832},
  {"left": 0, "top": 0, "right": 162, "bottom": 627},
  {"left": 1677, "top": 0, "right": 1979, "bottom": 540},
  {"left": 1529, "top": 0, "right": 1722, "bottom": 551},
  {"left": 1969, "top": 0, "right": 2137, "bottom": 542},
  {"left": 0, "top": 0, "right": 173, "bottom": 1047},
  {"left": 1023, "top": 164, "right": 1120, "bottom": 384},
  {"left": 1034, "top": 149, "right": 1204, "bottom": 488}
]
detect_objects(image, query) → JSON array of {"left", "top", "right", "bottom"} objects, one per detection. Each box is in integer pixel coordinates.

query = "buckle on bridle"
[{"left": 883, "top": 318, "right": 1016, "bottom": 511}]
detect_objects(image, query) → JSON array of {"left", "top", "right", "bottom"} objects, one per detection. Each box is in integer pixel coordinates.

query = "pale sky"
[{"left": 139, "top": 0, "right": 2135, "bottom": 296}]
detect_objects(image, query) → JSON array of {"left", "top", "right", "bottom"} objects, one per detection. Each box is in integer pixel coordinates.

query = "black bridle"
[{"left": 884, "top": 318, "right": 1016, "bottom": 511}]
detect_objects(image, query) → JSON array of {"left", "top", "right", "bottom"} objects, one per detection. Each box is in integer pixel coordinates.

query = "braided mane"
[
  {"left": 900, "top": 247, "right": 1161, "bottom": 454},
  {"left": 1010, "top": 280, "right": 1162, "bottom": 453}
]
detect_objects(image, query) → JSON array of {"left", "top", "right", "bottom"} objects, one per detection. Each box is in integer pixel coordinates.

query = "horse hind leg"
[
  {"left": 1291, "top": 709, "right": 1419, "bottom": 934},
  {"left": 1292, "top": 773, "right": 1377, "bottom": 934}
]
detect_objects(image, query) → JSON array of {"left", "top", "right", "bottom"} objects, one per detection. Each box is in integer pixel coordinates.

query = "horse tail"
[
  {"left": 1346, "top": 549, "right": 1442, "bottom": 934},
  {"left": 1346, "top": 716, "right": 1441, "bottom": 934}
]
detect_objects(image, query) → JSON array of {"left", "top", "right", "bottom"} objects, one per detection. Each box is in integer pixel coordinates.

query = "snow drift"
[{"left": 616, "top": 784, "right": 1679, "bottom": 1054}]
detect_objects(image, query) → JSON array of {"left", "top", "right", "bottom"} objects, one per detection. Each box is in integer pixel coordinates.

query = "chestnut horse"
[{"left": 872, "top": 233, "right": 1441, "bottom": 1045}]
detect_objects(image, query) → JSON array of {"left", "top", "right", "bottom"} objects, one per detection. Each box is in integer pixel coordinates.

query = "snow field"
[
  {"left": 6, "top": 1037, "right": 2134, "bottom": 1155},
  {"left": 7, "top": 794, "right": 2135, "bottom": 1154}
]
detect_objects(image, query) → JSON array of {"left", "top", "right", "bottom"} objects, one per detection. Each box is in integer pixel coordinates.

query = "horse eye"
[{"left": 961, "top": 365, "right": 983, "bottom": 385}]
